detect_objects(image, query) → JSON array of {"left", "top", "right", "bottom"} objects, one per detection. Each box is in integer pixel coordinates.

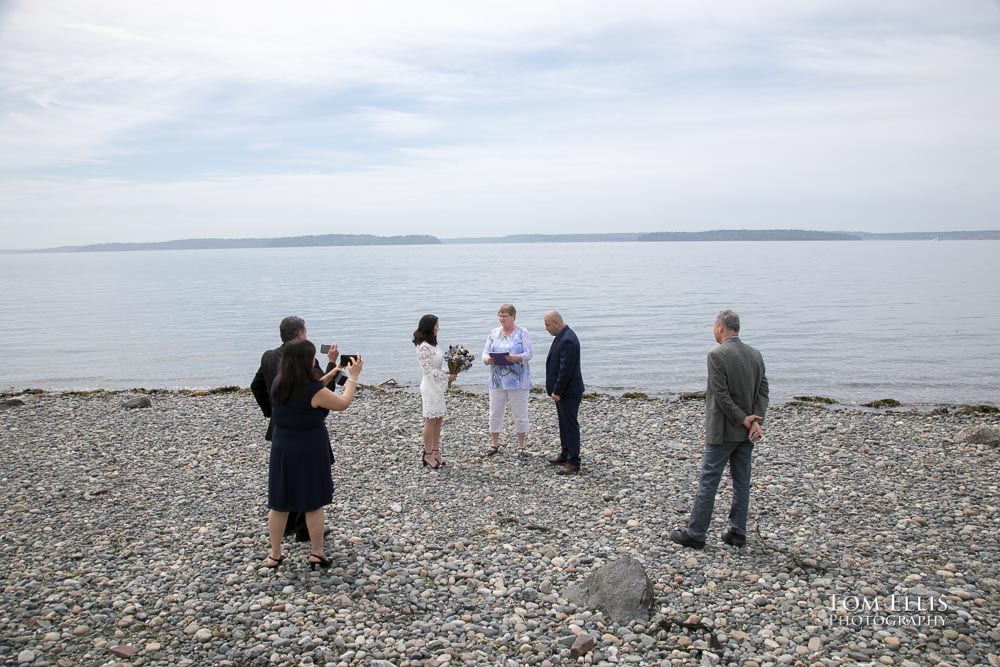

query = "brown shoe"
[
  {"left": 669, "top": 529, "right": 705, "bottom": 549},
  {"left": 548, "top": 457, "right": 568, "bottom": 465},
  {"left": 556, "top": 463, "right": 580, "bottom": 475}
]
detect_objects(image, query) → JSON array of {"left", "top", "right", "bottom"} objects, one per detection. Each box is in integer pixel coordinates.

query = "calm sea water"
[{"left": 1, "top": 241, "right": 998, "bottom": 405}]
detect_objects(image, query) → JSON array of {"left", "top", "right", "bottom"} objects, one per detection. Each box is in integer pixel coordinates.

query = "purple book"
[{"left": 489, "top": 352, "right": 514, "bottom": 366}]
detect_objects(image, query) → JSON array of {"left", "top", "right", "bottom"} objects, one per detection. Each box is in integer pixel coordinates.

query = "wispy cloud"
[{"left": 1, "top": 0, "right": 999, "bottom": 247}]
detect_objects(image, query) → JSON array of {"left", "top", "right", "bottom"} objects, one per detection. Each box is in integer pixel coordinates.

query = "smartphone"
[
  {"left": 340, "top": 354, "right": 358, "bottom": 367},
  {"left": 320, "top": 344, "right": 332, "bottom": 354}
]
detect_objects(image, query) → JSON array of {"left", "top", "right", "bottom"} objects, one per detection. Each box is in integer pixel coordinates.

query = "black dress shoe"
[
  {"left": 722, "top": 531, "right": 746, "bottom": 547},
  {"left": 556, "top": 463, "right": 580, "bottom": 475},
  {"left": 669, "top": 529, "right": 705, "bottom": 549},
  {"left": 548, "top": 457, "right": 568, "bottom": 465}
]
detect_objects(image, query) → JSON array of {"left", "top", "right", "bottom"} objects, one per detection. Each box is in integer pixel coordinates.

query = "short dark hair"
[
  {"left": 715, "top": 310, "right": 740, "bottom": 333},
  {"left": 498, "top": 304, "right": 516, "bottom": 317},
  {"left": 279, "top": 316, "right": 306, "bottom": 343},
  {"left": 412, "top": 314, "right": 439, "bottom": 346},
  {"left": 272, "top": 339, "right": 321, "bottom": 404}
]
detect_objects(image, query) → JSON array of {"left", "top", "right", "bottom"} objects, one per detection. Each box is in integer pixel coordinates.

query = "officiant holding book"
[{"left": 482, "top": 304, "right": 533, "bottom": 458}]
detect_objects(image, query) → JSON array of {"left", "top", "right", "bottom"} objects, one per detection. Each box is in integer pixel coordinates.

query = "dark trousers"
[
  {"left": 284, "top": 512, "right": 308, "bottom": 540},
  {"left": 555, "top": 395, "right": 582, "bottom": 466},
  {"left": 686, "top": 440, "right": 754, "bottom": 541}
]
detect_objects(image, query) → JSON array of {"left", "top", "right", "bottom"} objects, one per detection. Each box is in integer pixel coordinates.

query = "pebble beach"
[{"left": 1, "top": 387, "right": 998, "bottom": 667}]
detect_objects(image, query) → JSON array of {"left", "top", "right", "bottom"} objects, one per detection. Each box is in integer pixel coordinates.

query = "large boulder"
[
  {"left": 562, "top": 556, "right": 654, "bottom": 624},
  {"left": 122, "top": 396, "right": 152, "bottom": 409},
  {"left": 955, "top": 426, "right": 1000, "bottom": 447}
]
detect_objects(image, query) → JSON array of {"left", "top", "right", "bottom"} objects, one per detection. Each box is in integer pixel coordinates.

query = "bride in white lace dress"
[{"left": 413, "top": 314, "right": 456, "bottom": 469}]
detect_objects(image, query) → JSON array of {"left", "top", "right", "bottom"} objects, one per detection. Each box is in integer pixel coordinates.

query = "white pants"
[{"left": 489, "top": 388, "right": 529, "bottom": 434}]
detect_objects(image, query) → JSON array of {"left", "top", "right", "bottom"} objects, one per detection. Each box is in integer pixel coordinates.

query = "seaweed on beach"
[
  {"left": 957, "top": 404, "right": 999, "bottom": 414},
  {"left": 1, "top": 388, "right": 45, "bottom": 398},
  {"left": 620, "top": 391, "right": 656, "bottom": 401},
  {"left": 863, "top": 398, "right": 902, "bottom": 408},
  {"left": 792, "top": 395, "right": 837, "bottom": 404},
  {"left": 207, "top": 385, "right": 243, "bottom": 394}
]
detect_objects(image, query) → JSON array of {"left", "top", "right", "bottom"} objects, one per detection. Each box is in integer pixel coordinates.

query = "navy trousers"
[{"left": 555, "top": 395, "right": 582, "bottom": 466}]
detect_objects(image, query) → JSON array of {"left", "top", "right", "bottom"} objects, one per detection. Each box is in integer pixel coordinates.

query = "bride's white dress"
[{"left": 417, "top": 342, "right": 448, "bottom": 418}]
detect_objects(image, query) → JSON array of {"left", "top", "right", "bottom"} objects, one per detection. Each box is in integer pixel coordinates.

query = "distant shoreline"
[{"left": 2, "top": 229, "right": 999, "bottom": 253}]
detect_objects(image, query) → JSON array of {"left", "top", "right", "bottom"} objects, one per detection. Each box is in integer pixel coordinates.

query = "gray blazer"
[{"left": 705, "top": 336, "right": 769, "bottom": 444}]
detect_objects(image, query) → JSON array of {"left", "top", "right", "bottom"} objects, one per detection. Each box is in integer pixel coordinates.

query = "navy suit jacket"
[
  {"left": 545, "top": 325, "right": 584, "bottom": 398},
  {"left": 250, "top": 344, "right": 335, "bottom": 441}
]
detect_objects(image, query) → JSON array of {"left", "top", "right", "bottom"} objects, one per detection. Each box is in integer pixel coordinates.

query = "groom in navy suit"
[{"left": 544, "top": 310, "right": 585, "bottom": 475}]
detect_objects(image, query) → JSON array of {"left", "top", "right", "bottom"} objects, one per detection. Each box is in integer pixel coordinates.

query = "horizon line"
[{"left": 3, "top": 228, "right": 1000, "bottom": 253}]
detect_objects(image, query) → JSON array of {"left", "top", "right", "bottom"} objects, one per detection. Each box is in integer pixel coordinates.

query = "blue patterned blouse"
[{"left": 482, "top": 325, "right": 533, "bottom": 391}]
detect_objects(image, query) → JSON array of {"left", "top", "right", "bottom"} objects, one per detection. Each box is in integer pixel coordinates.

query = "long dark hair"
[
  {"left": 412, "top": 314, "right": 438, "bottom": 346},
  {"left": 272, "top": 339, "right": 321, "bottom": 404}
]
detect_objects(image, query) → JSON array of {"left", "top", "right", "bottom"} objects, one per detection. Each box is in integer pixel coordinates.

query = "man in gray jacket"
[{"left": 671, "top": 310, "right": 768, "bottom": 549}]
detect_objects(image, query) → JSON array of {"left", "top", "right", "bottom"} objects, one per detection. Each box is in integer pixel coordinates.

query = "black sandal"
[
  {"left": 432, "top": 448, "right": 447, "bottom": 468},
  {"left": 264, "top": 553, "right": 286, "bottom": 569},
  {"left": 308, "top": 554, "right": 332, "bottom": 570}
]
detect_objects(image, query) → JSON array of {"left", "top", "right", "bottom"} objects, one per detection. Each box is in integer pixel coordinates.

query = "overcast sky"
[{"left": 1, "top": 1, "right": 998, "bottom": 249}]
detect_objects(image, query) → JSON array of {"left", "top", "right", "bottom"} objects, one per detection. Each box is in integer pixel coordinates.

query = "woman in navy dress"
[{"left": 265, "top": 339, "right": 363, "bottom": 570}]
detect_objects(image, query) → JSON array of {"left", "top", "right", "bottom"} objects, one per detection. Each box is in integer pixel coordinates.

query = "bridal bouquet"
[{"left": 445, "top": 344, "right": 475, "bottom": 375}]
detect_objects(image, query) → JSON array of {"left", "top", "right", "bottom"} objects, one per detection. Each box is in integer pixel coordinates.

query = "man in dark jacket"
[
  {"left": 544, "top": 310, "right": 585, "bottom": 475},
  {"left": 251, "top": 315, "right": 341, "bottom": 541},
  {"left": 671, "top": 309, "right": 769, "bottom": 549}
]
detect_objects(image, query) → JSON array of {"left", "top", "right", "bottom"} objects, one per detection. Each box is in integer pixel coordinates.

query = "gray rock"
[
  {"left": 955, "top": 426, "right": 1000, "bottom": 446},
  {"left": 108, "top": 645, "right": 139, "bottom": 658},
  {"left": 562, "top": 556, "right": 654, "bottom": 624},
  {"left": 121, "top": 396, "right": 152, "bottom": 409},
  {"left": 701, "top": 652, "right": 721, "bottom": 666},
  {"left": 0, "top": 398, "right": 25, "bottom": 409}
]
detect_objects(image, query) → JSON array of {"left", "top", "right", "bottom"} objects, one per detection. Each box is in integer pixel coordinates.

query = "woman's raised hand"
[
  {"left": 325, "top": 343, "right": 339, "bottom": 365},
  {"left": 347, "top": 355, "right": 364, "bottom": 378}
]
